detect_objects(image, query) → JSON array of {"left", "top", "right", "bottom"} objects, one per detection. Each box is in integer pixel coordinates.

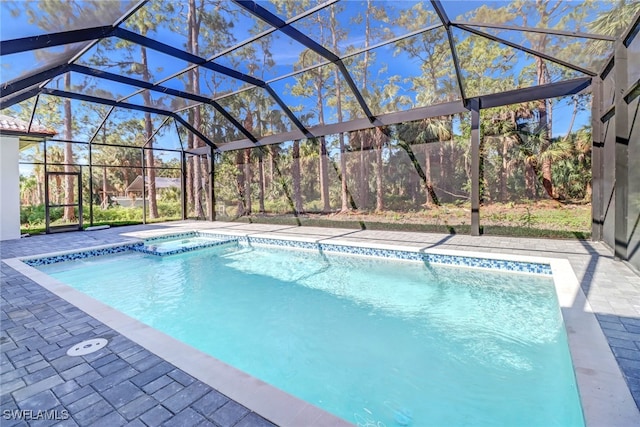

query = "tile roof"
[{"left": 0, "top": 114, "right": 56, "bottom": 136}]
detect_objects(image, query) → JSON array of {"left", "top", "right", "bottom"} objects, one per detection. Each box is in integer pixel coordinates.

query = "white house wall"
[{"left": 0, "top": 134, "right": 21, "bottom": 241}]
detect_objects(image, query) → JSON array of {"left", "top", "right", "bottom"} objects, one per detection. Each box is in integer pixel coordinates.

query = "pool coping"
[{"left": 4, "top": 230, "right": 639, "bottom": 427}]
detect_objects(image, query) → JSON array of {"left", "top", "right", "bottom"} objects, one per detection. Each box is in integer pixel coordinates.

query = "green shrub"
[{"left": 157, "top": 201, "right": 181, "bottom": 218}]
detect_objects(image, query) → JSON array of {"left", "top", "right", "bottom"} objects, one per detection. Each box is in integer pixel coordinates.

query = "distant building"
[
  {"left": 109, "top": 175, "right": 181, "bottom": 208},
  {"left": 124, "top": 175, "right": 180, "bottom": 194}
]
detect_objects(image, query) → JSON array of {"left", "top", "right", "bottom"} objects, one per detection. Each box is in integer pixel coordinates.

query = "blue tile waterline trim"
[
  {"left": 243, "top": 238, "right": 553, "bottom": 275},
  {"left": 143, "top": 231, "right": 198, "bottom": 242},
  {"left": 23, "top": 242, "right": 144, "bottom": 266},
  {"left": 23, "top": 231, "right": 553, "bottom": 275}
]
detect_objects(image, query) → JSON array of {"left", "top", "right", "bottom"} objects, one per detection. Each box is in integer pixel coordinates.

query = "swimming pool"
[{"left": 32, "top": 235, "right": 584, "bottom": 426}]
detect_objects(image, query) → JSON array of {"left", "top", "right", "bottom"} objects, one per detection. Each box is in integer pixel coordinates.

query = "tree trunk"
[
  {"left": 501, "top": 138, "right": 509, "bottom": 202},
  {"left": 312, "top": 56, "right": 330, "bottom": 213},
  {"left": 564, "top": 96, "right": 579, "bottom": 141},
  {"left": 258, "top": 150, "right": 265, "bottom": 213},
  {"left": 187, "top": 134, "right": 195, "bottom": 216},
  {"left": 141, "top": 44, "right": 158, "bottom": 219},
  {"left": 244, "top": 149, "right": 252, "bottom": 214},
  {"left": 439, "top": 143, "right": 445, "bottom": 194},
  {"left": 330, "top": 6, "right": 348, "bottom": 212},
  {"left": 425, "top": 145, "right": 433, "bottom": 206},
  {"left": 101, "top": 167, "right": 108, "bottom": 209},
  {"left": 535, "top": 57, "right": 554, "bottom": 200},
  {"left": 192, "top": 107, "right": 204, "bottom": 218},
  {"left": 318, "top": 137, "right": 330, "bottom": 212},
  {"left": 236, "top": 150, "right": 245, "bottom": 216},
  {"left": 525, "top": 160, "right": 537, "bottom": 199},
  {"left": 36, "top": 167, "right": 43, "bottom": 206},
  {"left": 188, "top": 0, "right": 204, "bottom": 218},
  {"left": 192, "top": 151, "right": 203, "bottom": 218},
  {"left": 359, "top": 132, "right": 367, "bottom": 209},
  {"left": 55, "top": 176, "right": 62, "bottom": 204},
  {"left": 144, "top": 114, "right": 158, "bottom": 219},
  {"left": 63, "top": 73, "right": 75, "bottom": 222},
  {"left": 339, "top": 133, "right": 348, "bottom": 212},
  {"left": 269, "top": 147, "right": 274, "bottom": 187},
  {"left": 539, "top": 100, "right": 553, "bottom": 199},
  {"left": 242, "top": 110, "right": 254, "bottom": 215},
  {"left": 375, "top": 128, "right": 384, "bottom": 211},
  {"left": 203, "top": 155, "right": 212, "bottom": 217},
  {"left": 292, "top": 140, "right": 303, "bottom": 213}
]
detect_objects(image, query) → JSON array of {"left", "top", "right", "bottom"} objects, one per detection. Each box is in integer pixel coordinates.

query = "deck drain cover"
[{"left": 67, "top": 338, "right": 108, "bottom": 356}]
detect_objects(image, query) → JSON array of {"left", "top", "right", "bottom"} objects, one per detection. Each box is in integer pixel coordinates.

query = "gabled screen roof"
[{"left": 2, "top": 0, "right": 637, "bottom": 151}]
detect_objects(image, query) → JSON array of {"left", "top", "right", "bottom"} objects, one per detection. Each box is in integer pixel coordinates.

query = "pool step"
[{"left": 133, "top": 237, "right": 239, "bottom": 256}]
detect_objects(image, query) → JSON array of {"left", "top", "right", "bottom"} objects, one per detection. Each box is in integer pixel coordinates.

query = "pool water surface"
[{"left": 37, "top": 242, "right": 584, "bottom": 426}]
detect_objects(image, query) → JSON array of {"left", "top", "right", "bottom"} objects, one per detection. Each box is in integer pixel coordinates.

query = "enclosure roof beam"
[
  {"left": 431, "top": 1, "right": 467, "bottom": 103},
  {"left": 264, "top": 85, "right": 313, "bottom": 138},
  {"left": 1, "top": 64, "right": 69, "bottom": 99},
  {"left": 111, "top": 27, "right": 298, "bottom": 144},
  {"left": 623, "top": 78, "right": 640, "bottom": 104},
  {"left": 172, "top": 114, "right": 218, "bottom": 150},
  {"left": 143, "top": 116, "right": 171, "bottom": 148},
  {"left": 182, "top": 103, "right": 257, "bottom": 143},
  {"left": 218, "top": 100, "right": 467, "bottom": 152},
  {"left": 451, "top": 21, "right": 617, "bottom": 41},
  {"left": 0, "top": 26, "right": 115, "bottom": 56},
  {"left": 477, "top": 77, "right": 592, "bottom": 109},
  {"left": 144, "top": 1, "right": 336, "bottom": 91},
  {"left": 41, "top": 88, "right": 172, "bottom": 116},
  {"left": 455, "top": 24, "right": 597, "bottom": 76},
  {"left": 27, "top": 95, "right": 40, "bottom": 134},
  {"left": 431, "top": 0, "right": 451, "bottom": 26},
  {"left": 112, "top": 27, "right": 264, "bottom": 87},
  {"left": 114, "top": 0, "right": 149, "bottom": 27},
  {"left": 88, "top": 106, "right": 115, "bottom": 144},
  {"left": 265, "top": 22, "right": 443, "bottom": 85},
  {"left": 623, "top": 8, "right": 640, "bottom": 47},
  {"left": 218, "top": 75, "right": 593, "bottom": 152},
  {"left": 0, "top": 86, "right": 42, "bottom": 113},
  {"left": 233, "top": 0, "right": 376, "bottom": 123},
  {"left": 39, "top": 88, "right": 218, "bottom": 149},
  {"left": 70, "top": 64, "right": 157, "bottom": 91},
  {"left": 69, "top": 64, "right": 257, "bottom": 142},
  {"left": 234, "top": 1, "right": 339, "bottom": 62}
]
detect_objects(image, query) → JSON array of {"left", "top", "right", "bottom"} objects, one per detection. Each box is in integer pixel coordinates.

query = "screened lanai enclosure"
[{"left": 1, "top": 1, "right": 639, "bottom": 267}]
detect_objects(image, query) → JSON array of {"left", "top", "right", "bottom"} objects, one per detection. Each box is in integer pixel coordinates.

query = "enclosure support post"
[
  {"left": 591, "top": 78, "right": 603, "bottom": 241},
  {"left": 209, "top": 148, "right": 216, "bottom": 222},
  {"left": 470, "top": 98, "right": 481, "bottom": 236},
  {"left": 44, "top": 140, "right": 50, "bottom": 233},
  {"left": 181, "top": 151, "right": 187, "bottom": 221},
  {"left": 141, "top": 148, "right": 147, "bottom": 225},
  {"left": 88, "top": 141, "right": 94, "bottom": 227},
  {"left": 614, "top": 41, "right": 629, "bottom": 260}
]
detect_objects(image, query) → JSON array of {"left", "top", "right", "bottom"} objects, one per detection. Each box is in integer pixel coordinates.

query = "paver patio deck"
[{"left": 2, "top": 221, "right": 639, "bottom": 426}]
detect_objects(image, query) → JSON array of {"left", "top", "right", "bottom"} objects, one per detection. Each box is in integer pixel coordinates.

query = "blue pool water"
[{"left": 38, "top": 243, "right": 584, "bottom": 426}]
